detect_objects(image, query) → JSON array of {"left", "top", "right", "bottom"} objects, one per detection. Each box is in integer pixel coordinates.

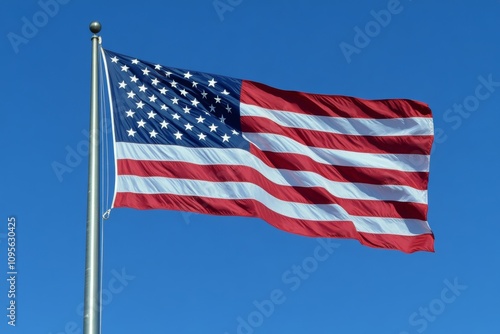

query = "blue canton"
[{"left": 104, "top": 49, "right": 249, "bottom": 150}]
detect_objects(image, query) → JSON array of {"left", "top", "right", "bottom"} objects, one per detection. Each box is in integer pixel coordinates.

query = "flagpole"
[{"left": 83, "top": 21, "right": 102, "bottom": 334}]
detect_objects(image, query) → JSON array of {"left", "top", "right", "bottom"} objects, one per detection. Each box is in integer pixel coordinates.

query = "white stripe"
[
  {"left": 115, "top": 142, "right": 427, "bottom": 204},
  {"left": 240, "top": 103, "right": 434, "bottom": 136},
  {"left": 350, "top": 216, "right": 432, "bottom": 235},
  {"left": 116, "top": 175, "right": 431, "bottom": 236},
  {"left": 244, "top": 133, "right": 430, "bottom": 173}
]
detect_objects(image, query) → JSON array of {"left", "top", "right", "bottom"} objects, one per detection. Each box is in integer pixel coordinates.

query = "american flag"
[{"left": 102, "top": 49, "right": 434, "bottom": 253}]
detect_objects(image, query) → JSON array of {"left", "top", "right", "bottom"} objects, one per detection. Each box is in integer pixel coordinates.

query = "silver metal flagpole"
[{"left": 83, "top": 21, "right": 102, "bottom": 334}]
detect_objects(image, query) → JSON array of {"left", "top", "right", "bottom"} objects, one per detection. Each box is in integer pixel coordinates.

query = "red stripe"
[
  {"left": 241, "top": 115, "right": 433, "bottom": 154},
  {"left": 240, "top": 80, "right": 432, "bottom": 119},
  {"left": 357, "top": 232, "right": 434, "bottom": 253},
  {"left": 113, "top": 192, "right": 434, "bottom": 253},
  {"left": 249, "top": 146, "right": 429, "bottom": 190},
  {"left": 118, "top": 159, "right": 428, "bottom": 220}
]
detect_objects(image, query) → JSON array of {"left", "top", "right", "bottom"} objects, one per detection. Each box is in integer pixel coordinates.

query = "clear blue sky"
[{"left": 2, "top": 1, "right": 500, "bottom": 333}]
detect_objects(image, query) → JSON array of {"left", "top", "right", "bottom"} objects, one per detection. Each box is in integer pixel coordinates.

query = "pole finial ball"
[{"left": 89, "top": 21, "right": 102, "bottom": 34}]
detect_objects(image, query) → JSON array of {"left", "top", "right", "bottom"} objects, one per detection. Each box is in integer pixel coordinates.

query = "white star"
[
  {"left": 183, "top": 106, "right": 191, "bottom": 114},
  {"left": 111, "top": 56, "right": 118, "bottom": 63},
  {"left": 137, "top": 119, "right": 146, "bottom": 127},
  {"left": 151, "top": 78, "right": 159, "bottom": 85},
  {"left": 127, "top": 128, "right": 136, "bottom": 136},
  {"left": 171, "top": 97, "right": 179, "bottom": 105},
  {"left": 221, "top": 134, "right": 230, "bottom": 142},
  {"left": 148, "top": 94, "right": 157, "bottom": 103},
  {"left": 208, "top": 78, "right": 217, "bottom": 87},
  {"left": 174, "top": 131, "right": 183, "bottom": 140},
  {"left": 170, "top": 80, "right": 178, "bottom": 88},
  {"left": 149, "top": 130, "right": 158, "bottom": 138},
  {"left": 119, "top": 81, "right": 127, "bottom": 89},
  {"left": 172, "top": 113, "right": 181, "bottom": 120},
  {"left": 225, "top": 104, "right": 232, "bottom": 113},
  {"left": 130, "top": 75, "right": 139, "bottom": 83},
  {"left": 139, "top": 84, "right": 147, "bottom": 92},
  {"left": 184, "top": 71, "right": 193, "bottom": 79},
  {"left": 185, "top": 123, "right": 194, "bottom": 131},
  {"left": 127, "top": 91, "right": 136, "bottom": 99},
  {"left": 231, "top": 129, "right": 239, "bottom": 135},
  {"left": 159, "top": 87, "right": 168, "bottom": 95},
  {"left": 196, "top": 116, "right": 205, "bottom": 123},
  {"left": 160, "top": 120, "right": 169, "bottom": 128},
  {"left": 180, "top": 89, "right": 188, "bottom": 96},
  {"left": 147, "top": 111, "right": 157, "bottom": 119},
  {"left": 209, "top": 124, "right": 218, "bottom": 132},
  {"left": 125, "top": 109, "right": 135, "bottom": 117},
  {"left": 121, "top": 65, "right": 129, "bottom": 72},
  {"left": 214, "top": 96, "right": 221, "bottom": 103},
  {"left": 155, "top": 64, "right": 162, "bottom": 70},
  {"left": 221, "top": 89, "right": 230, "bottom": 95},
  {"left": 198, "top": 133, "right": 207, "bottom": 140},
  {"left": 142, "top": 68, "right": 150, "bottom": 76},
  {"left": 209, "top": 105, "right": 216, "bottom": 112},
  {"left": 219, "top": 115, "right": 226, "bottom": 123},
  {"left": 165, "top": 71, "right": 172, "bottom": 77},
  {"left": 136, "top": 101, "right": 145, "bottom": 109},
  {"left": 191, "top": 98, "right": 200, "bottom": 107},
  {"left": 132, "top": 59, "right": 139, "bottom": 64},
  {"left": 192, "top": 81, "right": 198, "bottom": 88},
  {"left": 201, "top": 90, "right": 208, "bottom": 99},
  {"left": 160, "top": 104, "right": 168, "bottom": 110}
]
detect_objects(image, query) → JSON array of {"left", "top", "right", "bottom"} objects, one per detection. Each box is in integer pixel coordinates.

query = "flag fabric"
[{"left": 102, "top": 48, "right": 434, "bottom": 253}]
